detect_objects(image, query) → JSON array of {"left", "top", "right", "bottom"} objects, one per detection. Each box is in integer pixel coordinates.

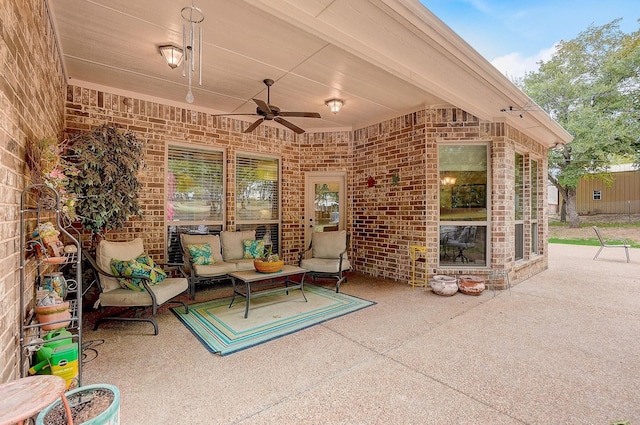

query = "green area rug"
[{"left": 172, "top": 284, "right": 375, "bottom": 355}]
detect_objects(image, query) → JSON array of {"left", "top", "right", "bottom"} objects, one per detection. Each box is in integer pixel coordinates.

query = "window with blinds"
[
  {"left": 531, "top": 159, "right": 539, "bottom": 254},
  {"left": 167, "top": 145, "right": 224, "bottom": 223},
  {"left": 515, "top": 152, "right": 524, "bottom": 261},
  {"left": 166, "top": 145, "right": 225, "bottom": 262},
  {"left": 236, "top": 153, "right": 280, "bottom": 253}
]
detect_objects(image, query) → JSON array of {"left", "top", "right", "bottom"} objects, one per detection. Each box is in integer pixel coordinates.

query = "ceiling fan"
[{"left": 217, "top": 79, "right": 321, "bottom": 134}]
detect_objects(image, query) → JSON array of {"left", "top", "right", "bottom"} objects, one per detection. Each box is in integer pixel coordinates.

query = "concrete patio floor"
[{"left": 81, "top": 244, "right": 639, "bottom": 424}]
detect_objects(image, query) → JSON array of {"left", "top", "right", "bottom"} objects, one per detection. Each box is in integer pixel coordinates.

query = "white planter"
[{"left": 430, "top": 275, "right": 458, "bottom": 296}]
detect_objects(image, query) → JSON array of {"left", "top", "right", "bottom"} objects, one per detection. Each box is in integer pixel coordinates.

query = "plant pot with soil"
[{"left": 37, "top": 384, "right": 120, "bottom": 425}]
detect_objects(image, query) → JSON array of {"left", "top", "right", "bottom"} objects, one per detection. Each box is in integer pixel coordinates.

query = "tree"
[
  {"left": 65, "top": 124, "right": 144, "bottom": 243},
  {"left": 518, "top": 19, "right": 640, "bottom": 227}
]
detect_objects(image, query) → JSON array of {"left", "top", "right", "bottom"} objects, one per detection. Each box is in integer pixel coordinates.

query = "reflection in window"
[
  {"left": 236, "top": 154, "right": 280, "bottom": 253},
  {"left": 315, "top": 183, "right": 340, "bottom": 231},
  {"left": 439, "top": 145, "right": 487, "bottom": 221},
  {"left": 439, "top": 225, "right": 486, "bottom": 265},
  {"left": 166, "top": 145, "right": 224, "bottom": 261},
  {"left": 167, "top": 145, "right": 224, "bottom": 222},
  {"left": 439, "top": 144, "right": 488, "bottom": 266}
]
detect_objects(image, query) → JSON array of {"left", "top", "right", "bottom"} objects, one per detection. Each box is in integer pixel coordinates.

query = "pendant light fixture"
[
  {"left": 159, "top": 45, "right": 184, "bottom": 69},
  {"left": 325, "top": 98, "right": 344, "bottom": 114}
]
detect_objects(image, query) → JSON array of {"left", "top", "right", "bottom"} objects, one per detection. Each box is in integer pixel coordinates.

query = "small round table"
[{"left": 0, "top": 375, "right": 73, "bottom": 425}]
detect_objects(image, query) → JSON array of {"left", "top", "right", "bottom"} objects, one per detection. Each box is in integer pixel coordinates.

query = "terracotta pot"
[
  {"left": 458, "top": 275, "right": 486, "bottom": 296},
  {"left": 254, "top": 259, "right": 284, "bottom": 273},
  {"left": 36, "top": 301, "right": 71, "bottom": 330}
]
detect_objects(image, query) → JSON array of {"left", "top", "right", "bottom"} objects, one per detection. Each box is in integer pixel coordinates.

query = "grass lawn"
[
  {"left": 548, "top": 215, "right": 640, "bottom": 248},
  {"left": 548, "top": 237, "right": 640, "bottom": 248}
]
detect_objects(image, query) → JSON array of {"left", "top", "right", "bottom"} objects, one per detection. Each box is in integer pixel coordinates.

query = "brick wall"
[
  {"left": 353, "top": 111, "right": 428, "bottom": 282},
  {"left": 66, "top": 89, "right": 550, "bottom": 289},
  {"left": 352, "top": 107, "right": 549, "bottom": 287},
  {"left": 0, "top": 0, "right": 66, "bottom": 382},
  {"left": 64, "top": 86, "right": 308, "bottom": 264}
]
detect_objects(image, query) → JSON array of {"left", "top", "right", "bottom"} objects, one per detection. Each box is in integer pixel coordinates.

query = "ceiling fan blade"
[
  {"left": 278, "top": 112, "right": 321, "bottom": 118},
  {"left": 244, "top": 118, "right": 264, "bottom": 133},
  {"left": 274, "top": 117, "right": 305, "bottom": 134},
  {"left": 252, "top": 98, "right": 271, "bottom": 114},
  {"left": 212, "top": 113, "right": 260, "bottom": 117}
]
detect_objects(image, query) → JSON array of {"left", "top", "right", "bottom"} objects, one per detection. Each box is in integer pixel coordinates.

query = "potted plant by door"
[{"left": 37, "top": 384, "right": 120, "bottom": 425}]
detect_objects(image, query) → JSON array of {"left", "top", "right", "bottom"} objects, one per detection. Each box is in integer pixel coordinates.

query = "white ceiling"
[{"left": 48, "top": 0, "right": 572, "bottom": 144}]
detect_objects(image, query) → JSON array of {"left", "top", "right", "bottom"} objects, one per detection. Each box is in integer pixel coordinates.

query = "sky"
[{"left": 421, "top": 1, "right": 640, "bottom": 80}]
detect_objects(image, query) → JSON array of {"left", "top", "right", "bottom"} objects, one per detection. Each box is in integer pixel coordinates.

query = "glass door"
[{"left": 305, "top": 172, "right": 346, "bottom": 247}]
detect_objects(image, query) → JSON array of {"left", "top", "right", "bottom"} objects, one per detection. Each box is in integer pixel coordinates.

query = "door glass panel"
[
  {"left": 314, "top": 183, "right": 340, "bottom": 232},
  {"left": 305, "top": 173, "right": 346, "bottom": 250}
]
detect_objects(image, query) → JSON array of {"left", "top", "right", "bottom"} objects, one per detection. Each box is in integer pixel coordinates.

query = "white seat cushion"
[
  {"left": 225, "top": 258, "right": 256, "bottom": 271},
  {"left": 220, "top": 230, "right": 255, "bottom": 260},
  {"left": 97, "top": 238, "right": 145, "bottom": 292},
  {"left": 300, "top": 257, "right": 351, "bottom": 274},
  {"left": 193, "top": 261, "right": 237, "bottom": 277},
  {"left": 99, "top": 277, "right": 188, "bottom": 307},
  {"left": 180, "top": 234, "right": 224, "bottom": 263},
  {"left": 312, "top": 230, "right": 347, "bottom": 259}
]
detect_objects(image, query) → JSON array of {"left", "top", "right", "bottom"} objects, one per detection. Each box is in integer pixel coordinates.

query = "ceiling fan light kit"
[
  {"left": 216, "top": 79, "right": 322, "bottom": 134},
  {"left": 325, "top": 98, "right": 344, "bottom": 114}
]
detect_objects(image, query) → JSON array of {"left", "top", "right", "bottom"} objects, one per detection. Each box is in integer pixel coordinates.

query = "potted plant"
[
  {"left": 37, "top": 383, "right": 120, "bottom": 425},
  {"left": 25, "top": 137, "right": 77, "bottom": 221},
  {"left": 253, "top": 245, "right": 284, "bottom": 273},
  {"left": 64, "top": 124, "right": 144, "bottom": 247},
  {"left": 35, "top": 300, "right": 71, "bottom": 331}
]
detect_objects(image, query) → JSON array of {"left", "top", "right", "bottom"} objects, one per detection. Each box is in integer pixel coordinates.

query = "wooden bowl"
[{"left": 253, "top": 259, "right": 284, "bottom": 273}]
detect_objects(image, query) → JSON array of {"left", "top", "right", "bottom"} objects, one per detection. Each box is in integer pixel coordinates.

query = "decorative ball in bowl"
[{"left": 254, "top": 259, "right": 284, "bottom": 273}]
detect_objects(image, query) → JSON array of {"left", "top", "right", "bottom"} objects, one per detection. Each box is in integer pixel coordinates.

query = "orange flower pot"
[
  {"left": 254, "top": 259, "right": 284, "bottom": 273},
  {"left": 36, "top": 301, "right": 71, "bottom": 330}
]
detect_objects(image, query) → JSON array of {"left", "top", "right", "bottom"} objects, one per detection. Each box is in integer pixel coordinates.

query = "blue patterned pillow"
[
  {"left": 110, "top": 253, "right": 167, "bottom": 291},
  {"left": 243, "top": 239, "right": 264, "bottom": 259},
  {"left": 187, "top": 243, "right": 213, "bottom": 265}
]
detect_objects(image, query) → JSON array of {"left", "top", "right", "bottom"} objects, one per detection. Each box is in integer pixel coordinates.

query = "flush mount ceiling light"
[
  {"left": 180, "top": 1, "right": 205, "bottom": 103},
  {"left": 159, "top": 45, "right": 184, "bottom": 69},
  {"left": 325, "top": 99, "right": 344, "bottom": 114}
]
